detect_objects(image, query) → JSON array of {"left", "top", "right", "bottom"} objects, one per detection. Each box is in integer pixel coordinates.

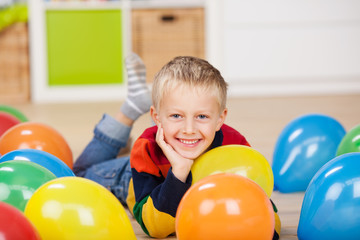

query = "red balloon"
[
  {"left": 176, "top": 173, "right": 275, "bottom": 240},
  {"left": 0, "top": 112, "right": 20, "bottom": 137},
  {"left": 0, "top": 122, "right": 73, "bottom": 169},
  {"left": 0, "top": 202, "right": 41, "bottom": 240}
]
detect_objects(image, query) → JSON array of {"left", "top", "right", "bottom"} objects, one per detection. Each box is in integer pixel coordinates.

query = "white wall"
[{"left": 206, "top": 0, "right": 360, "bottom": 96}]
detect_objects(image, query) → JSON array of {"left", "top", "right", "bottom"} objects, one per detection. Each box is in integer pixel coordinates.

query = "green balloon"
[
  {"left": 0, "top": 105, "right": 28, "bottom": 122},
  {"left": 0, "top": 160, "right": 56, "bottom": 212},
  {"left": 336, "top": 124, "right": 360, "bottom": 156}
]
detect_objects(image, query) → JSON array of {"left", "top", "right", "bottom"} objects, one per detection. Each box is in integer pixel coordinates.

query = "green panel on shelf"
[{"left": 46, "top": 10, "right": 123, "bottom": 86}]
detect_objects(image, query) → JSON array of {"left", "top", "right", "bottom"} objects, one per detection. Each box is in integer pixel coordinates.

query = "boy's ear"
[
  {"left": 150, "top": 106, "right": 160, "bottom": 125},
  {"left": 216, "top": 108, "right": 228, "bottom": 131}
]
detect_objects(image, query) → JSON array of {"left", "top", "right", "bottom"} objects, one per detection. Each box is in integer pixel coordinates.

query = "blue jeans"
[{"left": 73, "top": 114, "right": 132, "bottom": 205}]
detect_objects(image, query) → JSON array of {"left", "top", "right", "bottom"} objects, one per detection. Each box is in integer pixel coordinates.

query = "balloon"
[
  {"left": 297, "top": 153, "right": 360, "bottom": 240},
  {"left": 0, "top": 202, "right": 41, "bottom": 240},
  {"left": 0, "top": 149, "right": 75, "bottom": 177},
  {"left": 0, "top": 105, "right": 28, "bottom": 122},
  {"left": 272, "top": 114, "right": 346, "bottom": 193},
  {"left": 0, "top": 122, "right": 73, "bottom": 169},
  {"left": 24, "top": 177, "right": 136, "bottom": 240},
  {"left": 336, "top": 124, "right": 360, "bottom": 156},
  {"left": 191, "top": 145, "right": 274, "bottom": 197},
  {"left": 176, "top": 173, "right": 275, "bottom": 240},
  {"left": 0, "top": 160, "right": 56, "bottom": 211},
  {"left": 0, "top": 112, "right": 21, "bottom": 137}
]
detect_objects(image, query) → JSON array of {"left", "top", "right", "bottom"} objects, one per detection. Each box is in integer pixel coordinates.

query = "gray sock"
[{"left": 120, "top": 53, "right": 151, "bottom": 121}]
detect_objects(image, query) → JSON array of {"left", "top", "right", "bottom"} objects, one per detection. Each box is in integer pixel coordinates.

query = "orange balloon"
[
  {"left": 176, "top": 173, "right": 275, "bottom": 240},
  {"left": 0, "top": 122, "right": 73, "bottom": 169}
]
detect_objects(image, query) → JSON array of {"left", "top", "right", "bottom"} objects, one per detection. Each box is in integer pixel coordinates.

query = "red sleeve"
[{"left": 221, "top": 124, "right": 251, "bottom": 147}]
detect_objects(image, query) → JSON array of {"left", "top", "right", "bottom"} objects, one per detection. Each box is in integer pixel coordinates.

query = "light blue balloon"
[
  {"left": 272, "top": 114, "right": 346, "bottom": 193},
  {"left": 0, "top": 149, "right": 75, "bottom": 178},
  {"left": 298, "top": 153, "right": 360, "bottom": 240}
]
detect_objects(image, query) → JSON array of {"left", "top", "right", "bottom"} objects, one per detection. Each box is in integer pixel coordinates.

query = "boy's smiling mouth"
[{"left": 179, "top": 139, "right": 200, "bottom": 145}]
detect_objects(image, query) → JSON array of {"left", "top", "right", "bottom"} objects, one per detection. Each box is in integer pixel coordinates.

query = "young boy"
[{"left": 73, "top": 54, "right": 280, "bottom": 239}]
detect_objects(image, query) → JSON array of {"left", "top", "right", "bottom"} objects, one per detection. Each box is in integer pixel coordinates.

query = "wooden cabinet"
[{"left": 132, "top": 8, "right": 205, "bottom": 82}]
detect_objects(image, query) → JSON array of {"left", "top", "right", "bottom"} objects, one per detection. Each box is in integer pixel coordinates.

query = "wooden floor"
[{"left": 7, "top": 94, "right": 360, "bottom": 239}]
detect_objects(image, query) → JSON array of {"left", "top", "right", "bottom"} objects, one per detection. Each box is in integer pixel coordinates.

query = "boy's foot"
[{"left": 120, "top": 53, "right": 152, "bottom": 121}]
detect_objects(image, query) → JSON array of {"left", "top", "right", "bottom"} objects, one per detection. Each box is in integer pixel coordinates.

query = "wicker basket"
[
  {"left": 132, "top": 8, "right": 205, "bottom": 83},
  {"left": 0, "top": 22, "right": 30, "bottom": 103}
]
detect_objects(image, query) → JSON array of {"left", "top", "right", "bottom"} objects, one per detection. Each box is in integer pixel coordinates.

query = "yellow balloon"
[
  {"left": 24, "top": 177, "right": 136, "bottom": 240},
  {"left": 191, "top": 145, "right": 274, "bottom": 197}
]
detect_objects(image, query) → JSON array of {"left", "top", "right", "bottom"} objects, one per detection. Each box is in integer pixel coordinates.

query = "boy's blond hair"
[{"left": 152, "top": 56, "right": 228, "bottom": 111}]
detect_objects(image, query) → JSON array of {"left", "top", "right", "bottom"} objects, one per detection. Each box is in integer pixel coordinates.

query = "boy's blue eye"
[
  {"left": 171, "top": 114, "right": 181, "bottom": 118},
  {"left": 198, "top": 114, "right": 208, "bottom": 119}
]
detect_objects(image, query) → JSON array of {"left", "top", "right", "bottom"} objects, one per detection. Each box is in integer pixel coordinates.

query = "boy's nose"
[{"left": 183, "top": 119, "right": 196, "bottom": 134}]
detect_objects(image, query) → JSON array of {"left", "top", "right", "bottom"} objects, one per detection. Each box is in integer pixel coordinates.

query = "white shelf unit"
[
  {"left": 28, "top": 0, "right": 132, "bottom": 103},
  {"left": 28, "top": 0, "right": 206, "bottom": 103},
  {"left": 29, "top": 0, "right": 360, "bottom": 103}
]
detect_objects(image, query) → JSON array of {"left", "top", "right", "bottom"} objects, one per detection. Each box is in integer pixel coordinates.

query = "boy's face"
[{"left": 151, "top": 86, "right": 227, "bottom": 160}]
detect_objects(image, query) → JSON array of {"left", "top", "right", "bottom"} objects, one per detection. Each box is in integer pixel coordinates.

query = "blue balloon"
[
  {"left": 0, "top": 149, "right": 75, "bottom": 178},
  {"left": 272, "top": 114, "right": 346, "bottom": 193},
  {"left": 298, "top": 153, "right": 360, "bottom": 240}
]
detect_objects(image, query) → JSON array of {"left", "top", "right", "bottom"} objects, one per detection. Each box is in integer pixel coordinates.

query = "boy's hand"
[{"left": 156, "top": 124, "right": 193, "bottom": 183}]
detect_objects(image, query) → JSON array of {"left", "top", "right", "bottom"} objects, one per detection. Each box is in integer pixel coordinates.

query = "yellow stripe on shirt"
[{"left": 142, "top": 196, "right": 176, "bottom": 238}]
